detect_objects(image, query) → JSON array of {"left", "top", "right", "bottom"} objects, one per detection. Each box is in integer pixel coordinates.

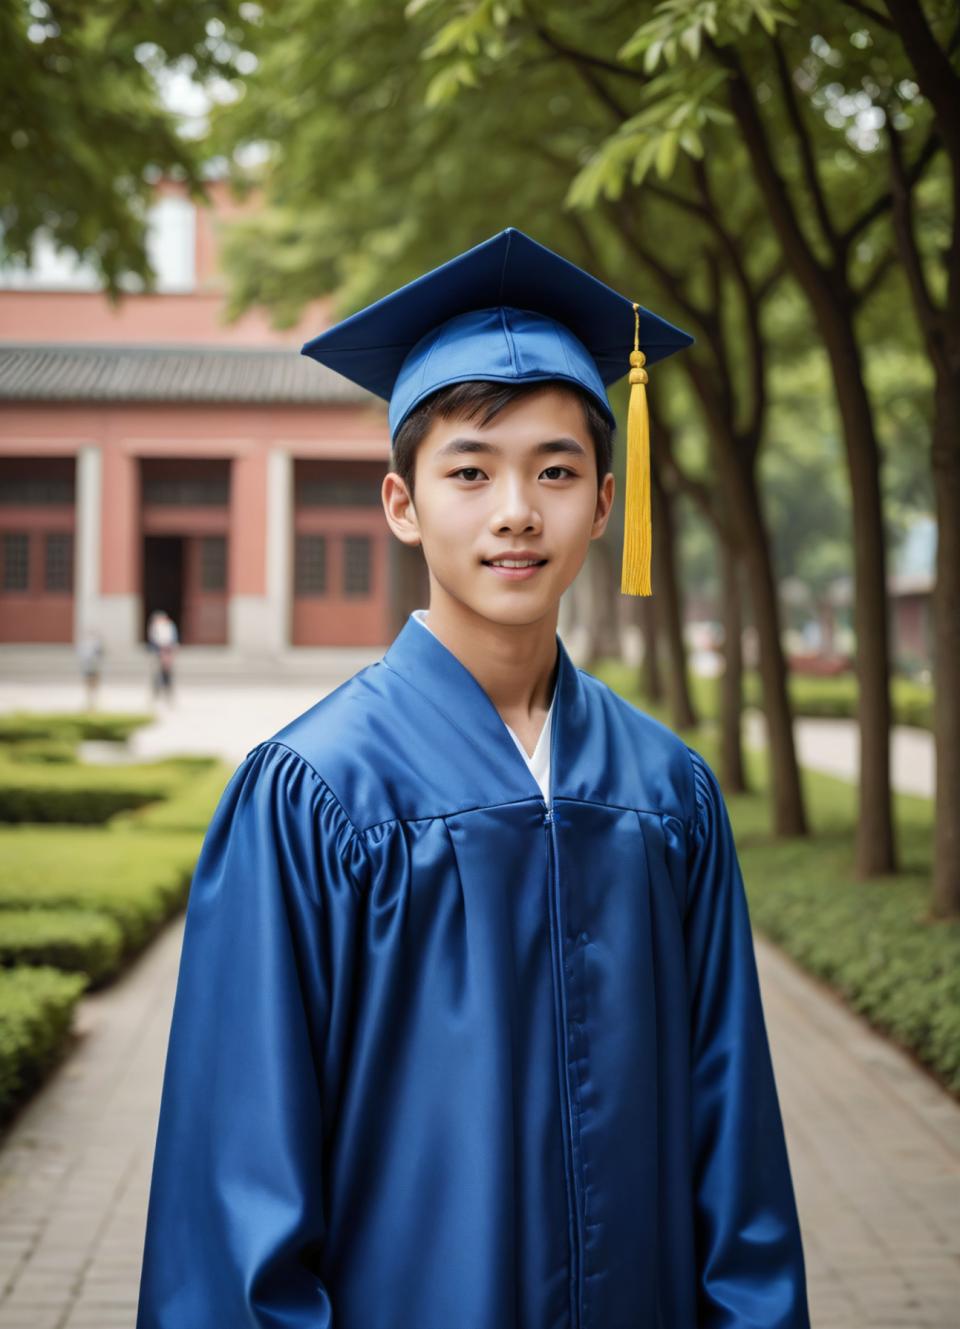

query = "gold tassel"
[{"left": 620, "top": 301, "right": 652, "bottom": 596}]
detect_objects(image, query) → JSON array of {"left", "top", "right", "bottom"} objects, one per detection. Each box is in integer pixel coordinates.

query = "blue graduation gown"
[{"left": 136, "top": 612, "right": 810, "bottom": 1329}]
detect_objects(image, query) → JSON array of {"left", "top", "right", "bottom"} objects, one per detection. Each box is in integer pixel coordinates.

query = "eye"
[
  {"left": 542, "top": 465, "right": 576, "bottom": 479},
  {"left": 450, "top": 466, "right": 487, "bottom": 482}
]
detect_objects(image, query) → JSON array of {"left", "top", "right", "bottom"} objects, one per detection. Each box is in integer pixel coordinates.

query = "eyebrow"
[{"left": 434, "top": 435, "right": 589, "bottom": 459}]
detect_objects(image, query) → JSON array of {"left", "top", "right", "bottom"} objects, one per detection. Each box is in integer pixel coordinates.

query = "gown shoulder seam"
[{"left": 252, "top": 738, "right": 364, "bottom": 839}]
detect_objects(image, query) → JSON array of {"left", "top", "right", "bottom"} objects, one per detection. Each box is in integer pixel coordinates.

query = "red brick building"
[{"left": 0, "top": 180, "right": 425, "bottom": 654}]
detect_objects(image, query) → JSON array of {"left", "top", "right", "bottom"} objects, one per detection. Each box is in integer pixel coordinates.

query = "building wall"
[
  {"left": 0, "top": 177, "right": 415, "bottom": 652},
  {"left": 0, "top": 402, "right": 394, "bottom": 651}
]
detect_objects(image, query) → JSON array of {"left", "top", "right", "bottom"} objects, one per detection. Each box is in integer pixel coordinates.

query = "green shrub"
[
  {"left": 0, "top": 711, "right": 152, "bottom": 744},
  {"left": 0, "top": 965, "right": 88, "bottom": 1123},
  {"left": 0, "top": 757, "right": 191, "bottom": 824},
  {"left": 114, "top": 759, "right": 231, "bottom": 833},
  {"left": 0, "top": 908, "right": 125, "bottom": 986},
  {"left": 4, "top": 739, "right": 79, "bottom": 765},
  {"left": 0, "top": 827, "right": 199, "bottom": 950},
  {"left": 591, "top": 661, "right": 934, "bottom": 732}
]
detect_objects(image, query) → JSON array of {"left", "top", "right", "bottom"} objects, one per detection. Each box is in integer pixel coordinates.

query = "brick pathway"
[{"left": 0, "top": 911, "right": 957, "bottom": 1327}]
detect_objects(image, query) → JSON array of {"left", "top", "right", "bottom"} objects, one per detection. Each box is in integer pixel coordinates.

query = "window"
[
  {"left": 142, "top": 474, "right": 229, "bottom": 506},
  {"left": 0, "top": 458, "right": 74, "bottom": 506},
  {"left": 343, "top": 535, "right": 371, "bottom": 597},
  {"left": 44, "top": 532, "right": 73, "bottom": 591},
  {"left": 297, "top": 479, "right": 383, "bottom": 507},
  {"left": 200, "top": 536, "right": 227, "bottom": 591},
  {"left": 2, "top": 533, "right": 29, "bottom": 591},
  {"left": 295, "top": 535, "right": 327, "bottom": 595}
]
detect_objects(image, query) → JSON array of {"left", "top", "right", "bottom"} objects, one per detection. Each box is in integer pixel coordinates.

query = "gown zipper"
[{"left": 544, "top": 803, "right": 583, "bottom": 1329}]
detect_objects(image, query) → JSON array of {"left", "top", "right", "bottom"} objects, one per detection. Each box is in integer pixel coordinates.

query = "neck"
[{"left": 421, "top": 587, "right": 558, "bottom": 724}]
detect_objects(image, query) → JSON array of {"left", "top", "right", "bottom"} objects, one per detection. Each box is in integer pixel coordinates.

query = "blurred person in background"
[
  {"left": 146, "top": 609, "right": 179, "bottom": 707},
  {"left": 76, "top": 627, "right": 105, "bottom": 711}
]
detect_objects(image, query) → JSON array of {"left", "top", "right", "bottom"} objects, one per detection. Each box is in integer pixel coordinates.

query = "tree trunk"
[
  {"left": 585, "top": 538, "right": 621, "bottom": 669},
  {"left": 827, "top": 321, "right": 897, "bottom": 876},
  {"left": 719, "top": 540, "right": 748, "bottom": 794},
  {"left": 932, "top": 368, "right": 960, "bottom": 916},
  {"left": 725, "top": 447, "right": 807, "bottom": 836},
  {"left": 639, "top": 595, "right": 663, "bottom": 704},
  {"left": 653, "top": 464, "right": 697, "bottom": 730},
  {"left": 723, "top": 57, "right": 896, "bottom": 872}
]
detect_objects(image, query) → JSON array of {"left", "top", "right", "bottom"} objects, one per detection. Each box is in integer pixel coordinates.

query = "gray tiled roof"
[{"left": 0, "top": 342, "right": 376, "bottom": 405}]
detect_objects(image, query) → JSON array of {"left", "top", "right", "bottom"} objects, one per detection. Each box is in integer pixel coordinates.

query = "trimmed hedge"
[
  {"left": 0, "top": 909, "right": 125, "bottom": 986},
  {"left": 742, "top": 671, "right": 934, "bottom": 732},
  {"left": 0, "top": 965, "right": 88, "bottom": 1123},
  {"left": 5, "top": 739, "right": 79, "bottom": 765},
  {"left": 0, "top": 756, "right": 196, "bottom": 823},
  {"left": 594, "top": 660, "right": 934, "bottom": 732},
  {"left": 0, "top": 714, "right": 223, "bottom": 1121},
  {"left": 114, "top": 759, "right": 232, "bottom": 833},
  {"left": 0, "top": 826, "right": 200, "bottom": 951},
  {"left": 0, "top": 711, "right": 153, "bottom": 745}
]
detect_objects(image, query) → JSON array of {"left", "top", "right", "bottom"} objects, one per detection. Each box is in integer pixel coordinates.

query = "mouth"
[{"left": 482, "top": 558, "right": 549, "bottom": 581}]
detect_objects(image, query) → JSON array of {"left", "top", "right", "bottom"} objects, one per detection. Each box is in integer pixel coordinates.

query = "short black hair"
[{"left": 391, "top": 379, "right": 615, "bottom": 502}]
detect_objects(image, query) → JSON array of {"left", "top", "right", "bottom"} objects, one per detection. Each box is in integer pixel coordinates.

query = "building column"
[
  {"left": 228, "top": 448, "right": 291, "bottom": 653},
  {"left": 96, "top": 445, "right": 140, "bottom": 648},
  {"left": 73, "top": 445, "right": 101, "bottom": 644},
  {"left": 265, "top": 448, "right": 292, "bottom": 652}
]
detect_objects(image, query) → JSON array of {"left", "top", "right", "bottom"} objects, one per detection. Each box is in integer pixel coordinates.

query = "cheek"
[
  {"left": 550, "top": 491, "right": 598, "bottom": 544},
  {"left": 419, "top": 500, "right": 479, "bottom": 558}
]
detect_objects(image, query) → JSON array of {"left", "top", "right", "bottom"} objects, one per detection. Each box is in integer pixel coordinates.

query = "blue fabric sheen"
[{"left": 136, "top": 612, "right": 810, "bottom": 1329}]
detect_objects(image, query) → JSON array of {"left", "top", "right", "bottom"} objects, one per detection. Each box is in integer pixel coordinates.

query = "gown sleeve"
[
  {"left": 136, "top": 740, "right": 364, "bottom": 1329},
  {"left": 683, "top": 747, "right": 811, "bottom": 1329}
]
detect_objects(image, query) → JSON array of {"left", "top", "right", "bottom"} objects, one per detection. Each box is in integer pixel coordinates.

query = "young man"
[{"left": 136, "top": 228, "right": 810, "bottom": 1328}]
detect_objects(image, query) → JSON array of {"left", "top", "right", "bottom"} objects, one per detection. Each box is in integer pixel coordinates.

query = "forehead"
[{"left": 422, "top": 385, "right": 592, "bottom": 454}]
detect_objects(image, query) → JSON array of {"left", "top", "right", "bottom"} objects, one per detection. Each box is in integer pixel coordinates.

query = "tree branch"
[
  {"left": 609, "top": 202, "right": 713, "bottom": 334},
  {"left": 884, "top": 0, "right": 960, "bottom": 168},
  {"left": 709, "top": 37, "right": 844, "bottom": 313},
  {"left": 838, "top": 0, "right": 895, "bottom": 32},
  {"left": 886, "top": 114, "right": 940, "bottom": 332},
  {"left": 769, "top": 32, "right": 837, "bottom": 254},
  {"left": 690, "top": 156, "right": 768, "bottom": 447},
  {"left": 839, "top": 125, "right": 941, "bottom": 250},
  {"left": 853, "top": 245, "right": 898, "bottom": 306},
  {"left": 528, "top": 18, "right": 634, "bottom": 122}
]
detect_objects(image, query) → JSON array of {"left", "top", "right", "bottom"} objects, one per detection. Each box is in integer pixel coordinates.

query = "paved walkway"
[
  {"left": 1, "top": 911, "right": 957, "bottom": 1328},
  {"left": 744, "top": 710, "right": 935, "bottom": 800},
  {"left": 0, "top": 674, "right": 937, "bottom": 792}
]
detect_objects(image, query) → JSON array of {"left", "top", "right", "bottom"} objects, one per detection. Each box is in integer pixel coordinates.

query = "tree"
[
  {"left": 880, "top": 0, "right": 960, "bottom": 916},
  {"left": 0, "top": 0, "right": 254, "bottom": 293}
]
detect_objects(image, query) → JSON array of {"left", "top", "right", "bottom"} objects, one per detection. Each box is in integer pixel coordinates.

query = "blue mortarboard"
[{"left": 301, "top": 227, "right": 694, "bottom": 595}]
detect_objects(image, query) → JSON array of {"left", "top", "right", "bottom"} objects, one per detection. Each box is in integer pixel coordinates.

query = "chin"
[{"left": 473, "top": 592, "right": 558, "bottom": 628}]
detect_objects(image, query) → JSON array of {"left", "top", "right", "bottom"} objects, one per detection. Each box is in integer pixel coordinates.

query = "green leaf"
[
  {"left": 643, "top": 38, "right": 664, "bottom": 73},
  {"left": 655, "top": 129, "right": 679, "bottom": 178},
  {"left": 423, "top": 58, "right": 479, "bottom": 107},
  {"left": 679, "top": 23, "right": 701, "bottom": 60}
]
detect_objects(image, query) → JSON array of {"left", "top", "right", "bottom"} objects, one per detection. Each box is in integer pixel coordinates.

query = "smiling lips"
[{"left": 482, "top": 556, "right": 548, "bottom": 581}]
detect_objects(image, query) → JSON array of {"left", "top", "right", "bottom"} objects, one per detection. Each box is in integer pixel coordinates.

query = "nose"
[{"left": 489, "top": 475, "right": 543, "bottom": 536}]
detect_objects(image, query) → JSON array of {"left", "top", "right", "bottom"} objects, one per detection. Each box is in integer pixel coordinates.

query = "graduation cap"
[{"left": 301, "top": 227, "right": 694, "bottom": 596}]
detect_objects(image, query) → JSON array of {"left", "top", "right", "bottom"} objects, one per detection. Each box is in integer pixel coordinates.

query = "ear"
[
  {"left": 382, "top": 471, "right": 422, "bottom": 548},
  {"left": 591, "top": 471, "right": 615, "bottom": 539}
]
